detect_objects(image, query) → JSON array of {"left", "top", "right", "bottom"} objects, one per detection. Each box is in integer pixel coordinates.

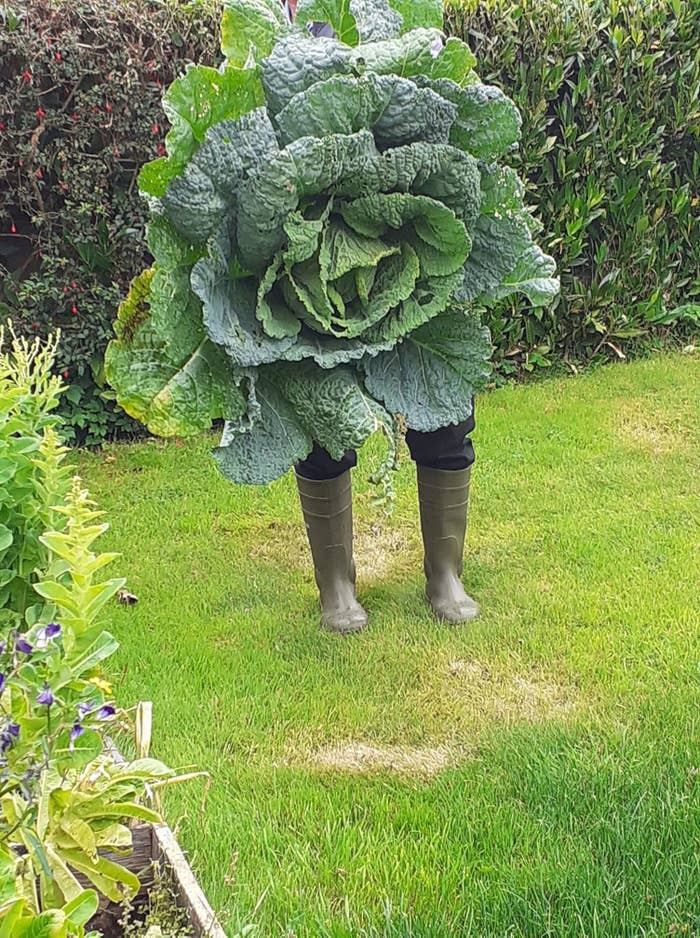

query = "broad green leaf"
[
  {"left": 349, "top": 0, "right": 402, "bottom": 41},
  {"left": 360, "top": 28, "right": 474, "bottom": 83},
  {"left": 106, "top": 323, "right": 247, "bottom": 438},
  {"left": 261, "top": 34, "right": 355, "bottom": 115},
  {"left": 482, "top": 245, "right": 560, "bottom": 307},
  {"left": 44, "top": 845, "right": 84, "bottom": 903},
  {"left": 0, "top": 899, "right": 25, "bottom": 938},
  {"left": 139, "top": 66, "right": 265, "bottom": 197},
  {"left": 0, "top": 524, "right": 12, "bottom": 552},
  {"left": 363, "top": 309, "right": 492, "bottom": 431},
  {"left": 58, "top": 816, "right": 98, "bottom": 861},
  {"left": 62, "top": 889, "right": 99, "bottom": 928},
  {"left": 275, "top": 363, "right": 395, "bottom": 461},
  {"left": 53, "top": 729, "right": 103, "bottom": 772},
  {"left": 162, "top": 109, "right": 279, "bottom": 245},
  {"left": 457, "top": 213, "right": 532, "bottom": 302},
  {"left": 215, "top": 365, "right": 397, "bottom": 484},
  {"left": 421, "top": 77, "right": 521, "bottom": 160},
  {"left": 275, "top": 73, "right": 456, "bottom": 148},
  {"left": 60, "top": 850, "right": 140, "bottom": 905},
  {"left": 214, "top": 376, "right": 312, "bottom": 484},
  {"left": 73, "top": 801, "right": 161, "bottom": 824},
  {"left": 65, "top": 630, "right": 119, "bottom": 678},
  {"left": 221, "top": 0, "right": 288, "bottom": 66}
]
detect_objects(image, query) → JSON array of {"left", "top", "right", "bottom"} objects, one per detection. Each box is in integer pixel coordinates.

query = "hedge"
[
  {"left": 445, "top": 0, "right": 700, "bottom": 373},
  {"left": 0, "top": 0, "right": 220, "bottom": 442},
  {"left": 1, "top": 0, "right": 698, "bottom": 441}
]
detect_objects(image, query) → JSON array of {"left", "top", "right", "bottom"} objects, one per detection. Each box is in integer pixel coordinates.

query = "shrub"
[
  {"left": 0, "top": 0, "right": 220, "bottom": 441},
  {"left": 0, "top": 330, "right": 174, "bottom": 926},
  {"left": 445, "top": 0, "right": 700, "bottom": 373}
]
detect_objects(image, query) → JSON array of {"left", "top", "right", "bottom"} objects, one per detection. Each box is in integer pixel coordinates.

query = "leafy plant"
[
  {"left": 0, "top": 887, "right": 99, "bottom": 938},
  {"left": 0, "top": 326, "right": 72, "bottom": 628},
  {"left": 0, "top": 0, "right": 221, "bottom": 443},
  {"left": 106, "top": 0, "right": 558, "bottom": 488},
  {"left": 444, "top": 0, "right": 700, "bottom": 372},
  {"left": 1, "top": 479, "right": 172, "bottom": 915},
  {"left": 0, "top": 332, "right": 174, "bottom": 928}
]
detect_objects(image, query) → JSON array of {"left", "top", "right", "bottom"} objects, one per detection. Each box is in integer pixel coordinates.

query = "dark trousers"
[{"left": 296, "top": 410, "right": 476, "bottom": 481}]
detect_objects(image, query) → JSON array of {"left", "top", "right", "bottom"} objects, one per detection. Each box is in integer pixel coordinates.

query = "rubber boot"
[
  {"left": 295, "top": 471, "right": 368, "bottom": 634},
  {"left": 417, "top": 466, "right": 480, "bottom": 625}
]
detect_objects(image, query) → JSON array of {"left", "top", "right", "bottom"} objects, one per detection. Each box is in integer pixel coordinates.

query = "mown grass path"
[{"left": 79, "top": 354, "right": 700, "bottom": 937}]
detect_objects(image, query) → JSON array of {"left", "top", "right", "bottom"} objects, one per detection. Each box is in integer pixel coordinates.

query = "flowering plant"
[{"left": 0, "top": 332, "right": 173, "bottom": 929}]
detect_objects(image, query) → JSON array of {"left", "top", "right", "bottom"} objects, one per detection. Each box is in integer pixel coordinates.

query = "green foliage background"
[
  {"left": 445, "top": 0, "right": 700, "bottom": 373},
  {"left": 1, "top": 0, "right": 698, "bottom": 439},
  {"left": 0, "top": 0, "right": 220, "bottom": 443}
]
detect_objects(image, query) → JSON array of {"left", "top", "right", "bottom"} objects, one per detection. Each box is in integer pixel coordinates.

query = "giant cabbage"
[{"left": 105, "top": 0, "right": 558, "bottom": 488}]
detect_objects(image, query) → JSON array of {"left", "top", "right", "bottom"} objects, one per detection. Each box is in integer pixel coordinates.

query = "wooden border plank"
[{"left": 152, "top": 823, "right": 227, "bottom": 938}]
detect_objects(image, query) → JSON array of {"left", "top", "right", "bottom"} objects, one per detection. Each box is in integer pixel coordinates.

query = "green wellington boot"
[
  {"left": 417, "top": 465, "right": 480, "bottom": 625},
  {"left": 296, "top": 471, "right": 368, "bottom": 634}
]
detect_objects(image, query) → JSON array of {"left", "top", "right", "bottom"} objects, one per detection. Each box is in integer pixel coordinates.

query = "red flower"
[
  {"left": 151, "top": 122, "right": 159, "bottom": 135},
  {"left": 0, "top": 122, "right": 5, "bottom": 131},
  {"left": 35, "top": 107, "right": 46, "bottom": 119},
  {"left": 22, "top": 70, "right": 32, "bottom": 82},
  {"left": 63, "top": 369, "right": 69, "bottom": 379},
  {"left": 157, "top": 143, "right": 166, "bottom": 156},
  {"left": 71, "top": 305, "right": 78, "bottom": 315},
  {"left": 104, "top": 102, "right": 112, "bottom": 112},
  {"left": 55, "top": 52, "right": 62, "bottom": 62},
  {"left": 34, "top": 168, "right": 43, "bottom": 179},
  {"left": 71, "top": 112, "right": 78, "bottom": 121},
  {"left": 10, "top": 223, "right": 16, "bottom": 234}
]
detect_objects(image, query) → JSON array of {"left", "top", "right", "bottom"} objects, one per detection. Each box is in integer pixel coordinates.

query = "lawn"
[{"left": 78, "top": 353, "right": 700, "bottom": 938}]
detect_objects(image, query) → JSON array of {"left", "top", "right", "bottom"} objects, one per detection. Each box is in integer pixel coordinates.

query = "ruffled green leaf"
[
  {"left": 481, "top": 245, "right": 560, "bottom": 307},
  {"left": 214, "top": 364, "right": 396, "bottom": 484},
  {"left": 106, "top": 269, "right": 247, "bottom": 437},
  {"left": 276, "top": 72, "right": 456, "bottom": 148},
  {"left": 363, "top": 309, "right": 492, "bottom": 431},
  {"left": 139, "top": 65, "right": 264, "bottom": 196},
  {"left": 350, "top": 0, "right": 403, "bottom": 41},
  {"left": 421, "top": 77, "right": 521, "bottom": 160},
  {"left": 162, "top": 108, "right": 279, "bottom": 243},
  {"left": 214, "top": 374, "right": 312, "bottom": 484}
]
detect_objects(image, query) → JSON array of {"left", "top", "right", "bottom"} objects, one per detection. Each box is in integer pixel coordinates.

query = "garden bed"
[{"left": 87, "top": 822, "right": 226, "bottom": 938}]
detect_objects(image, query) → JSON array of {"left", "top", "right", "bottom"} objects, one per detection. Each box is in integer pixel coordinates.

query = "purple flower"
[
  {"left": 69, "top": 723, "right": 84, "bottom": 750},
  {"left": 1, "top": 723, "right": 20, "bottom": 752},
  {"left": 15, "top": 638, "right": 33, "bottom": 655},
  {"left": 0, "top": 674, "right": 4, "bottom": 694},
  {"left": 96, "top": 705, "right": 116, "bottom": 721},
  {"left": 36, "top": 622, "right": 62, "bottom": 648},
  {"left": 77, "top": 701, "right": 94, "bottom": 719},
  {"left": 37, "top": 685, "right": 54, "bottom": 706}
]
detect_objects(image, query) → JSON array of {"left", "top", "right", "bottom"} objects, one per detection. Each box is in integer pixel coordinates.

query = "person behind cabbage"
[{"left": 283, "top": 0, "right": 478, "bottom": 634}]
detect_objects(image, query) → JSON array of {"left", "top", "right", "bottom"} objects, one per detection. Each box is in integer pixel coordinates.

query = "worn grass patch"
[{"left": 79, "top": 353, "right": 700, "bottom": 938}]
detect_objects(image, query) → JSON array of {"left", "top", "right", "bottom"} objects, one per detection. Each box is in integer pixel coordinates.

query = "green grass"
[{"left": 78, "top": 353, "right": 700, "bottom": 938}]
